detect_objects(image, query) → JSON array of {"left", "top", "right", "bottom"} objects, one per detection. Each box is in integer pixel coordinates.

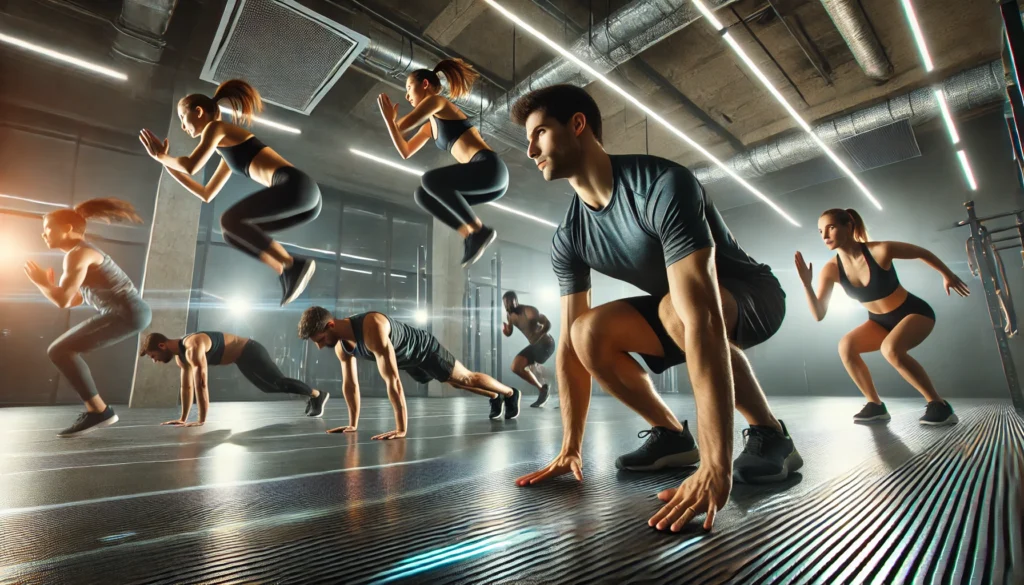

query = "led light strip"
[
  {"left": 900, "top": 0, "right": 934, "bottom": 72},
  {"left": 0, "top": 193, "right": 68, "bottom": 208},
  {"left": 219, "top": 106, "right": 301, "bottom": 135},
  {"left": 934, "top": 89, "right": 960, "bottom": 145},
  {"left": 482, "top": 0, "right": 800, "bottom": 226},
  {"left": 695, "top": 0, "right": 882, "bottom": 210},
  {"left": 0, "top": 32, "right": 128, "bottom": 80},
  {"left": 350, "top": 148, "right": 561, "bottom": 228},
  {"left": 956, "top": 151, "right": 978, "bottom": 191}
]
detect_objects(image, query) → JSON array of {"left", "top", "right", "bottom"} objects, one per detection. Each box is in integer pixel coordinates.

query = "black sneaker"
[
  {"left": 615, "top": 423, "right": 700, "bottom": 471},
  {"left": 531, "top": 384, "right": 549, "bottom": 408},
  {"left": 504, "top": 388, "right": 521, "bottom": 420},
  {"left": 461, "top": 226, "right": 497, "bottom": 268},
  {"left": 489, "top": 394, "right": 504, "bottom": 419},
  {"left": 733, "top": 420, "right": 803, "bottom": 484},
  {"left": 853, "top": 402, "right": 891, "bottom": 424},
  {"left": 920, "top": 400, "right": 959, "bottom": 426},
  {"left": 306, "top": 391, "right": 330, "bottom": 418},
  {"left": 57, "top": 407, "right": 118, "bottom": 437},
  {"left": 281, "top": 257, "right": 316, "bottom": 306}
]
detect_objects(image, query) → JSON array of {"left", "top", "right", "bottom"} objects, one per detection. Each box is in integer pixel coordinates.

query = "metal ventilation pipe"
[
  {"left": 820, "top": 0, "right": 893, "bottom": 82},
  {"left": 111, "top": 0, "right": 179, "bottom": 63},
  {"left": 694, "top": 60, "right": 1005, "bottom": 184},
  {"left": 356, "top": 0, "right": 740, "bottom": 149}
]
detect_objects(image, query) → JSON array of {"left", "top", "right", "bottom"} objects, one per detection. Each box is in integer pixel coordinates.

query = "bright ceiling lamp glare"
[
  {"left": 0, "top": 32, "right": 128, "bottom": 80},
  {"left": 349, "top": 148, "right": 561, "bottom": 227},
  {"left": 218, "top": 106, "right": 301, "bottom": 135},
  {"left": 481, "top": 0, "right": 799, "bottom": 227},
  {"left": 956, "top": 150, "right": 978, "bottom": 191},
  {"left": 413, "top": 309, "right": 429, "bottom": 324},
  {"left": 934, "top": 89, "right": 960, "bottom": 145},
  {"left": 900, "top": 0, "right": 934, "bottom": 72},
  {"left": 692, "top": 1, "right": 881, "bottom": 210},
  {"left": 226, "top": 297, "right": 250, "bottom": 316}
]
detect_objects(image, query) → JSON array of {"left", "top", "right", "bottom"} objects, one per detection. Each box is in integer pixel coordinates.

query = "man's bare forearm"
[
  {"left": 343, "top": 382, "right": 360, "bottom": 428},
  {"left": 558, "top": 340, "right": 592, "bottom": 454},
  {"left": 192, "top": 366, "right": 210, "bottom": 422},
  {"left": 683, "top": 315, "right": 735, "bottom": 470}
]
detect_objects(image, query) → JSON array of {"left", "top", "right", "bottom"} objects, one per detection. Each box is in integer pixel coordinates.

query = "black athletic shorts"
[
  {"left": 868, "top": 292, "right": 935, "bottom": 332},
  {"left": 622, "top": 271, "right": 786, "bottom": 374},
  {"left": 516, "top": 334, "right": 555, "bottom": 365},
  {"left": 405, "top": 337, "right": 457, "bottom": 384}
]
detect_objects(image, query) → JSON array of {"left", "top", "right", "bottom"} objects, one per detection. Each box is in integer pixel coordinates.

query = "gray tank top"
[{"left": 75, "top": 241, "right": 141, "bottom": 312}]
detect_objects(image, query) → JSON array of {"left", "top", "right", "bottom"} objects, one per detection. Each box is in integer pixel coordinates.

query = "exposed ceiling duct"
[
  {"left": 694, "top": 60, "right": 1005, "bottom": 184},
  {"left": 112, "top": 0, "right": 179, "bottom": 64},
  {"left": 819, "top": 0, "right": 893, "bottom": 82},
  {"left": 356, "top": 0, "right": 740, "bottom": 149}
]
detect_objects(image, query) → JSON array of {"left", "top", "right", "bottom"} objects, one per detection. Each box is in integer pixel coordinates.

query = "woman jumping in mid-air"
[
  {"left": 795, "top": 208, "right": 970, "bottom": 426},
  {"left": 140, "top": 79, "right": 322, "bottom": 305},
  {"left": 377, "top": 58, "right": 507, "bottom": 267}
]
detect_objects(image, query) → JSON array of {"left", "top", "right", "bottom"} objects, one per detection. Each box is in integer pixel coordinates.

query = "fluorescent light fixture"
[
  {"left": 482, "top": 0, "right": 799, "bottom": 227},
  {"left": 219, "top": 106, "right": 301, "bottom": 135},
  {"left": 0, "top": 32, "right": 127, "bottom": 80},
  {"left": 900, "top": 0, "right": 933, "bottom": 72},
  {"left": 350, "top": 148, "right": 424, "bottom": 176},
  {"left": 485, "top": 202, "right": 559, "bottom": 228},
  {"left": 956, "top": 150, "right": 978, "bottom": 191},
  {"left": 692, "top": 0, "right": 725, "bottom": 31},
  {"left": 0, "top": 193, "right": 67, "bottom": 208},
  {"left": 690, "top": 2, "right": 880, "bottom": 210},
  {"left": 339, "top": 266, "right": 373, "bottom": 276},
  {"left": 390, "top": 273, "right": 408, "bottom": 279},
  {"left": 934, "top": 89, "right": 960, "bottom": 145},
  {"left": 349, "top": 148, "right": 562, "bottom": 228}
]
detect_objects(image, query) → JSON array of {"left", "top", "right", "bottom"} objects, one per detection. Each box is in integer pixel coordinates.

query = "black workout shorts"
[
  {"left": 516, "top": 334, "right": 555, "bottom": 365},
  {"left": 405, "top": 337, "right": 457, "bottom": 384},
  {"left": 622, "top": 271, "right": 787, "bottom": 374},
  {"left": 868, "top": 292, "right": 935, "bottom": 332}
]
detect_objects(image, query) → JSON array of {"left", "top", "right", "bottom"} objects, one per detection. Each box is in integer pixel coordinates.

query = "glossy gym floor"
[{"left": 1, "top": 395, "right": 1020, "bottom": 584}]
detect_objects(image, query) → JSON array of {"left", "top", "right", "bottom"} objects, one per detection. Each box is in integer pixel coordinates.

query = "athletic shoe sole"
[
  {"left": 734, "top": 449, "right": 804, "bottom": 484},
  {"left": 282, "top": 260, "right": 317, "bottom": 306},
  {"left": 504, "top": 391, "right": 522, "bottom": 420},
  {"left": 920, "top": 413, "right": 959, "bottom": 426},
  {"left": 615, "top": 448, "right": 701, "bottom": 471},
  {"left": 462, "top": 229, "right": 497, "bottom": 268},
  {"left": 530, "top": 398, "right": 548, "bottom": 408},
  {"left": 57, "top": 413, "right": 119, "bottom": 438},
  {"left": 854, "top": 413, "right": 891, "bottom": 424},
  {"left": 307, "top": 393, "right": 329, "bottom": 418},
  {"left": 489, "top": 400, "right": 504, "bottom": 420}
]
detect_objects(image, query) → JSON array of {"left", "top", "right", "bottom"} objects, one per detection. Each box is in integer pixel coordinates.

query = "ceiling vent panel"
[
  {"left": 839, "top": 118, "right": 922, "bottom": 172},
  {"left": 201, "top": 0, "right": 368, "bottom": 115}
]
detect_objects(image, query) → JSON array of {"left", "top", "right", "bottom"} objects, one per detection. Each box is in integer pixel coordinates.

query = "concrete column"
[
  {"left": 428, "top": 220, "right": 466, "bottom": 398},
  {"left": 128, "top": 102, "right": 204, "bottom": 407}
]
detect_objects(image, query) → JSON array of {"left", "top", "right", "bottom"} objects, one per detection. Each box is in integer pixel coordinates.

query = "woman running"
[
  {"left": 377, "top": 58, "right": 507, "bottom": 267},
  {"left": 139, "top": 79, "right": 321, "bottom": 305},
  {"left": 24, "top": 198, "right": 152, "bottom": 437},
  {"left": 795, "top": 208, "right": 970, "bottom": 426}
]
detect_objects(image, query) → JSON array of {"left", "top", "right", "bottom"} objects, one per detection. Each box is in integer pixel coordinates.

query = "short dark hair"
[
  {"left": 298, "top": 306, "right": 334, "bottom": 340},
  {"left": 510, "top": 84, "right": 603, "bottom": 143},
  {"left": 139, "top": 332, "right": 170, "bottom": 355}
]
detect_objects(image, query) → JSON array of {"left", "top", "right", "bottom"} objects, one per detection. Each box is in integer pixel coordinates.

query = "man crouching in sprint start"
[
  {"left": 298, "top": 306, "right": 521, "bottom": 439},
  {"left": 140, "top": 331, "right": 330, "bottom": 424}
]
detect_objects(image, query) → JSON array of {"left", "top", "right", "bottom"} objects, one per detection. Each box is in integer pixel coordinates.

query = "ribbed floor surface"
[{"left": 0, "top": 396, "right": 1020, "bottom": 584}]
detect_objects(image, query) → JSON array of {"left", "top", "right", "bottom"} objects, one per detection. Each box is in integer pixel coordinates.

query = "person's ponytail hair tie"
[
  {"left": 410, "top": 58, "right": 480, "bottom": 100},
  {"left": 45, "top": 198, "right": 143, "bottom": 234},
  {"left": 180, "top": 79, "right": 263, "bottom": 126},
  {"left": 820, "top": 207, "right": 869, "bottom": 243}
]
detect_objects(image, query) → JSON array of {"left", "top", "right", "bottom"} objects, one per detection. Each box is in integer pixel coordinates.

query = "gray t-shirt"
[{"left": 551, "top": 154, "right": 770, "bottom": 297}]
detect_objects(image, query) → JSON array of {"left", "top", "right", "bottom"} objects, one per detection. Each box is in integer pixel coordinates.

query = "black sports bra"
[
  {"left": 218, "top": 136, "right": 267, "bottom": 178},
  {"left": 836, "top": 243, "right": 901, "bottom": 303},
  {"left": 432, "top": 116, "right": 474, "bottom": 152}
]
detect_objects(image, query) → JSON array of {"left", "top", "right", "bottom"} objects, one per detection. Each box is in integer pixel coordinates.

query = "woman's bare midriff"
[
  {"left": 862, "top": 286, "right": 909, "bottom": 316},
  {"left": 451, "top": 127, "right": 490, "bottom": 164}
]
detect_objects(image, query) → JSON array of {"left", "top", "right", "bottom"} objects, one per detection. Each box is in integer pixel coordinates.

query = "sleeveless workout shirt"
[
  {"left": 75, "top": 241, "right": 141, "bottom": 313},
  {"left": 342, "top": 312, "right": 437, "bottom": 369},
  {"left": 836, "top": 242, "right": 901, "bottom": 303},
  {"left": 178, "top": 331, "right": 227, "bottom": 365}
]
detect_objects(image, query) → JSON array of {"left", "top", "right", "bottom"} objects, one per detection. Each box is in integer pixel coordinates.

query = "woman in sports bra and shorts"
[{"left": 795, "top": 208, "right": 971, "bottom": 426}]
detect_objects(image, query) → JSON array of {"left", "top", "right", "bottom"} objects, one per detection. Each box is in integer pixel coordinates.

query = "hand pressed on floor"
[
  {"left": 372, "top": 429, "right": 406, "bottom": 440},
  {"left": 326, "top": 425, "right": 357, "bottom": 434},
  {"left": 515, "top": 452, "right": 583, "bottom": 486},
  {"left": 648, "top": 466, "right": 731, "bottom": 532}
]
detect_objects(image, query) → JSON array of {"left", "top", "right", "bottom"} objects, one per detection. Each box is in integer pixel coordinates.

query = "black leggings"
[
  {"left": 220, "top": 166, "right": 322, "bottom": 259},
  {"left": 235, "top": 340, "right": 314, "bottom": 396},
  {"left": 414, "top": 150, "right": 508, "bottom": 230}
]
